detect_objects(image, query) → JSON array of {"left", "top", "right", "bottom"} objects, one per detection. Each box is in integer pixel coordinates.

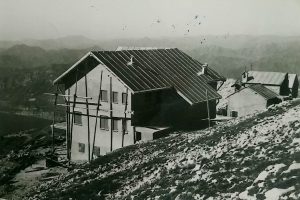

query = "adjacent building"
[
  {"left": 242, "top": 71, "right": 290, "bottom": 96},
  {"left": 227, "top": 84, "right": 281, "bottom": 117},
  {"left": 53, "top": 48, "right": 225, "bottom": 161},
  {"left": 288, "top": 74, "right": 299, "bottom": 98}
]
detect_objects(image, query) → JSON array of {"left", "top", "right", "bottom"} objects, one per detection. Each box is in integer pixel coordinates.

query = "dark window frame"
[
  {"left": 100, "top": 90, "right": 108, "bottom": 102},
  {"left": 93, "top": 146, "right": 101, "bottom": 157},
  {"left": 122, "top": 119, "right": 128, "bottom": 134},
  {"left": 231, "top": 111, "right": 238, "bottom": 117},
  {"left": 74, "top": 111, "right": 82, "bottom": 125},
  {"left": 78, "top": 143, "right": 85, "bottom": 153},
  {"left": 122, "top": 93, "right": 128, "bottom": 105},
  {"left": 112, "top": 119, "right": 119, "bottom": 132},
  {"left": 136, "top": 131, "right": 142, "bottom": 141},
  {"left": 112, "top": 91, "right": 118, "bottom": 104},
  {"left": 100, "top": 117, "right": 109, "bottom": 130}
]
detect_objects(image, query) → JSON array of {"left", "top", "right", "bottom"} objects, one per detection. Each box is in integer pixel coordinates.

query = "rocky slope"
[
  {"left": 0, "top": 126, "right": 65, "bottom": 199},
  {"left": 26, "top": 100, "right": 300, "bottom": 200}
]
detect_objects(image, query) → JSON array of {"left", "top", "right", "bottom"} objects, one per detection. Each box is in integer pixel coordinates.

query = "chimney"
[
  {"left": 242, "top": 71, "right": 248, "bottom": 83},
  {"left": 242, "top": 70, "right": 254, "bottom": 83},
  {"left": 127, "top": 55, "right": 134, "bottom": 66},
  {"left": 197, "top": 63, "right": 208, "bottom": 76}
]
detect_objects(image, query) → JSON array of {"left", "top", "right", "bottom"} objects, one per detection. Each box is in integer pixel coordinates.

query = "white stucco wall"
[
  {"left": 135, "top": 127, "right": 157, "bottom": 141},
  {"left": 67, "top": 64, "right": 136, "bottom": 161},
  {"left": 227, "top": 88, "right": 267, "bottom": 117}
]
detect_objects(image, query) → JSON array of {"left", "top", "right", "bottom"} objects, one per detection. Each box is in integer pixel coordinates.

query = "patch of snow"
[
  {"left": 258, "top": 182, "right": 264, "bottom": 188},
  {"left": 271, "top": 163, "right": 286, "bottom": 173},
  {"left": 265, "top": 186, "right": 295, "bottom": 200},
  {"left": 254, "top": 170, "right": 269, "bottom": 183},
  {"left": 166, "top": 161, "right": 176, "bottom": 171},
  {"left": 283, "top": 162, "right": 300, "bottom": 173},
  {"left": 239, "top": 188, "right": 256, "bottom": 200},
  {"left": 289, "top": 192, "right": 300, "bottom": 199},
  {"left": 292, "top": 138, "right": 300, "bottom": 144},
  {"left": 240, "top": 167, "right": 248, "bottom": 172},
  {"left": 192, "top": 164, "right": 201, "bottom": 172},
  {"left": 169, "top": 187, "right": 177, "bottom": 193}
]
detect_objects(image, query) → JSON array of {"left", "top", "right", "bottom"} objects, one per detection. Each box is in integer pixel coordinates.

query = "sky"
[{"left": 1, "top": 0, "right": 300, "bottom": 40}]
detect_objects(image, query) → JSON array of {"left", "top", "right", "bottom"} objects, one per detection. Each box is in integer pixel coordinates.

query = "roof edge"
[
  {"left": 244, "top": 71, "right": 288, "bottom": 86},
  {"left": 134, "top": 86, "right": 174, "bottom": 94},
  {"left": 176, "top": 90, "right": 194, "bottom": 105},
  {"left": 226, "top": 84, "right": 279, "bottom": 100},
  {"left": 90, "top": 52, "right": 135, "bottom": 94},
  {"left": 53, "top": 51, "right": 135, "bottom": 94},
  {"left": 53, "top": 52, "right": 92, "bottom": 85}
]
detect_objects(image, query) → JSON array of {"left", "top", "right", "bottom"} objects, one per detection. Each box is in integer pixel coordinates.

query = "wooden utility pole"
[
  {"left": 91, "top": 70, "right": 103, "bottom": 160},
  {"left": 133, "top": 126, "right": 136, "bottom": 144},
  {"left": 206, "top": 90, "right": 211, "bottom": 130},
  {"left": 69, "top": 68, "right": 79, "bottom": 155},
  {"left": 51, "top": 85, "right": 59, "bottom": 154},
  {"left": 67, "top": 88, "right": 71, "bottom": 161},
  {"left": 110, "top": 77, "right": 113, "bottom": 152},
  {"left": 56, "top": 86, "right": 70, "bottom": 160},
  {"left": 85, "top": 75, "right": 91, "bottom": 162},
  {"left": 122, "top": 88, "right": 128, "bottom": 147}
]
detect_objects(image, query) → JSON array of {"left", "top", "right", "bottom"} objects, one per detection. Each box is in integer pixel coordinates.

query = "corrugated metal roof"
[
  {"left": 248, "top": 84, "right": 279, "bottom": 100},
  {"left": 54, "top": 48, "right": 225, "bottom": 105},
  {"left": 288, "top": 74, "right": 297, "bottom": 89},
  {"left": 116, "top": 46, "right": 171, "bottom": 51},
  {"left": 243, "top": 71, "right": 287, "bottom": 86}
]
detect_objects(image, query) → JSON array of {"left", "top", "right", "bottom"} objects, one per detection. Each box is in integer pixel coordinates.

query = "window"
[
  {"left": 74, "top": 111, "right": 82, "bottom": 125},
  {"left": 100, "top": 117, "right": 109, "bottom": 130},
  {"left": 100, "top": 90, "right": 108, "bottom": 102},
  {"left": 112, "top": 119, "right": 119, "bottom": 131},
  {"left": 136, "top": 131, "right": 142, "bottom": 141},
  {"left": 78, "top": 143, "right": 85, "bottom": 153},
  {"left": 231, "top": 111, "right": 238, "bottom": 117},
  {"left": 122, "top": 93, "right": 128, "bottom": 105},
  {"left": 122, "top": 119, "right": 128, "bottom": 134},
  {"left": 112, "top": 92, "right": 118, "bottom": 104},
  {"left": 93, "top": 146, "right": 100, "bottom": 157}
]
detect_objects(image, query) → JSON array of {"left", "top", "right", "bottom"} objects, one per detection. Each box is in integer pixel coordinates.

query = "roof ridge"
[{"left": 55, "top": 49, "right": 224, "bottom": 105}]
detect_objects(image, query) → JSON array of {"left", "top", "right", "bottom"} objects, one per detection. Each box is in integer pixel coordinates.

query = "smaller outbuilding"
[
  {"left": 242, "top": 71, "right": 290, "bottom": 96},
  {"left": 227, "top": 84, "right": 281, "bottom": 117},
  {"left": 288, "top": 74, "right": 299, "bottom": 98}
]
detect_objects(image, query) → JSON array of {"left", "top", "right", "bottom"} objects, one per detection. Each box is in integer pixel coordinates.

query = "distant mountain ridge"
[
  {"left": 0, "top": 35, "right": 98, "bottom": 50},
  {"left": 186, "top": 41, "right": 300, "bottom": 78},
  {"left": 0, "top": 35, "right": 300, "bottom": 78},
  {"left": 0, "top": 44, "right": 102, "bottom": 69},
  {"left": 1, "top": 35, "right": 300, "bottom": 50}
]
